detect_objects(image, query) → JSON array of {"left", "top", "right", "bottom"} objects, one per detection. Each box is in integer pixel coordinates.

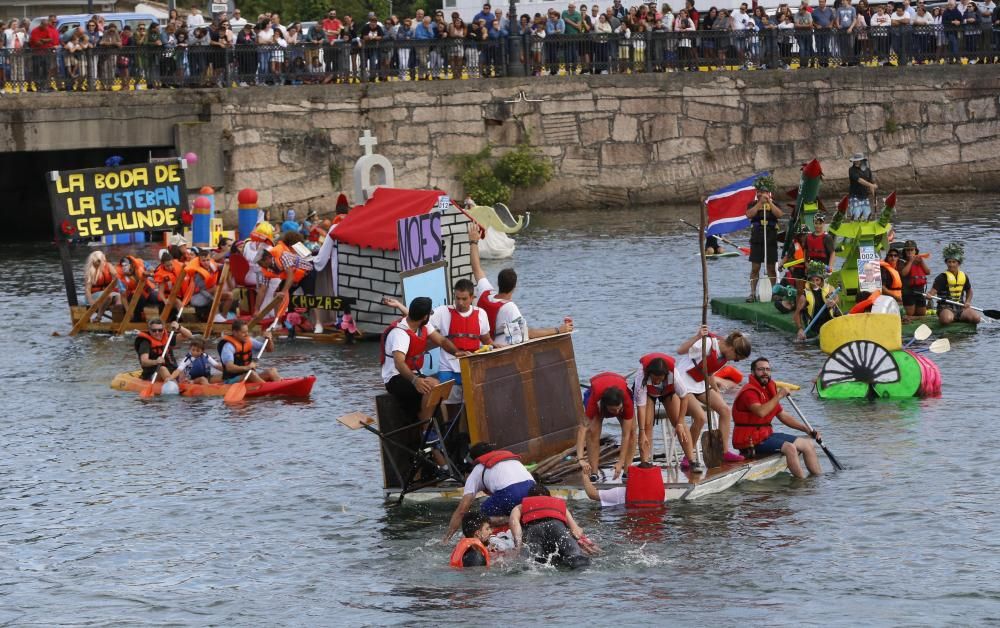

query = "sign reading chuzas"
[
  {"left": 290, "top": 295, "right": 356, "bottom": 311},
  {"left": 48, "top": 162, "right": 188, "bottom": 238}
]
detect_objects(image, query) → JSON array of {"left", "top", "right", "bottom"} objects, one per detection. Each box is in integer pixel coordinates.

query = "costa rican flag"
[{"left": 704, "top": 172, "right": 769, "bottom": 236}]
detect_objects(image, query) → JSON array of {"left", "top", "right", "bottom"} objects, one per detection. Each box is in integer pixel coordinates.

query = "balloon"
[
  {"left": 161, "top": 380, "right": 180, "bottom": 395},
  {"left": 184, "top": 152, "right": 199, "bottom": 165}
]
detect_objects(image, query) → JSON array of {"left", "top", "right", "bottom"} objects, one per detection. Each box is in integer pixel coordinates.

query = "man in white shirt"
[
  {"left": 442, "top": 442, "right": 537, "bottom": 541},
  {"left": 229, "top": 8, "right": 248, "bottom": 29},
  {"left": 468, "top": 223, "right": 573, "bottom": 346},
  {"left": 429, "top": 278, "right": 490, "bottom": 405},
  {"left": 187, "top": 6, "right": 205, "bottom": 27}
]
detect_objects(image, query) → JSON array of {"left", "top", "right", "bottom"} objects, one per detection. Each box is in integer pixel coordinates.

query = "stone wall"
[{"left": 3, "top": 66, "right": 1000, "bottom": 217}]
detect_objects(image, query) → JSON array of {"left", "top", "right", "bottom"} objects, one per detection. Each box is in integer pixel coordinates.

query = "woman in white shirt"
[
  {"left": 869, "top": 4, "right": 891, "bottom": 64},
  {"left": 257, "top": 21, "right": 274, "bottom": 83}
]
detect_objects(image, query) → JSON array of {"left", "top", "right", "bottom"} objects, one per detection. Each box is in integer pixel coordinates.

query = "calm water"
[{"left": 2, "top": 194, "right": 999, "bottom": 626}]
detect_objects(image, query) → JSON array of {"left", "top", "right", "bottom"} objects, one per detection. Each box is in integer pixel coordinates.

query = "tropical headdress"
[{"left": 942, "top": 242, "right": 964, "bottom": 263}]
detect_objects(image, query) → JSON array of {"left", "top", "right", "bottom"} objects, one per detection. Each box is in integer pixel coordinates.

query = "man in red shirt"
[
  {"left": 28, "top": 14, "right": 59, "bottom": 91},
  {"left": 322, "top": 10, "right": 343, "bottom": 41}
]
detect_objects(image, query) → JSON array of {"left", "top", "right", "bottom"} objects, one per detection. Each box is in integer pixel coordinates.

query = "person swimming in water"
[{"left": 508, "top": 484, "right": 598, "bottom": 569}]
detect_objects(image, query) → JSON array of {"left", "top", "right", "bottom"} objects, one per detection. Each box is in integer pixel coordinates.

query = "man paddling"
[
  {"left": 794, "top": 261, "right": 840, "bottom": 341},
  {"left": 219, "top": 319, "right": 280, "bottom": 383},
  {"left": 135, "top": 317, "right": 192, "bottom": 381},
  {"left": 443, "top": 442, "right": 536, "bottom": 542},
  {"left": 927, "top": 242, "right": 981, "bottom": 326},
  {"left": 732, "top": 358, "right": 822, "bottom": 478},
  {"left": 468, "top": 224, "right": 573, "bottom": 346}
]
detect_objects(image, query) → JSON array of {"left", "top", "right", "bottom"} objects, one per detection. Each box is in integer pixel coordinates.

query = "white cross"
[{"left": 359, "top": 130, "right": 378, "bottom": 156}]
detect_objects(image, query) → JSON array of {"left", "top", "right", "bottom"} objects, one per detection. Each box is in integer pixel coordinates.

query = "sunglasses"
[{"left": 150, "top": 327, "right": 165, "bottom": 333}]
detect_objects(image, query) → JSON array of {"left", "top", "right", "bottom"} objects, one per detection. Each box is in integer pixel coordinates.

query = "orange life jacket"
[
  {"left": 154, "top": 260, "right": 184, "bottom": 295},
  {"left": 218, "top": 335, "right": 254, "bottom": 379},
  {"left": 880, "top": 260, "right": 903, "bottom": 300},
  {"left": 135, "top": 330, "right": 176, "bottom": 369},
  {"left": 116, "top": 256, "right": 152, "bottom": 298},
  {"left": 624, "top": 464, "right": 665, "bottom": 508},
  {"left": 520, "top": 495, "right": 569, "bottom": 526},
  {"left": 449, "top": 538, "right": 491, "bottom": 568},
  {"left": 91, "top": 263, "right": 115, "bottom": 292},
  {"left": 183, "top": 256, "right": 218, "bottom": 293},
  {"left": 262, "top": 242, "right": 308, "bottom": 284},
  {"left": 732, "top": 377, "right": 781, "bottom": 450},
  {"left": 849, "top": 290, "right": 882, "bottom": 314}
]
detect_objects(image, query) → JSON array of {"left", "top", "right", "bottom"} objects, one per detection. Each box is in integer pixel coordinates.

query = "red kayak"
[{"left": 111, "top": 371, "right": 315, "bottom": 398}]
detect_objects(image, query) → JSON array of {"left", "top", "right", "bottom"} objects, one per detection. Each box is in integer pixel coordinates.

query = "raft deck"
[
  {"left": 385, "top": 455, "right": 788, "bottom": 503},
  {"left": 710, "top": 297, "right": 977, "bottom": 338}
]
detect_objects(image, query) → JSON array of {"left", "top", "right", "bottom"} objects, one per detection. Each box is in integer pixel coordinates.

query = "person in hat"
[
  {"left": 847, "top": 153, "right": 878, "bottom": 221},
  {"left": 927, "top": 242, "right": 980, "bottom": 325},
  {"left": 898, "top": 239, "right": 931, "bottom": 317},
  {"left": 794, "top": 261, "right": 840, "bottom": 340}
]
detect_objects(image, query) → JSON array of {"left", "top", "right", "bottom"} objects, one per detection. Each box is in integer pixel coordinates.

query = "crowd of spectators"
[{"left": 2, "top": 0, "right": 998, "bottom": 91}]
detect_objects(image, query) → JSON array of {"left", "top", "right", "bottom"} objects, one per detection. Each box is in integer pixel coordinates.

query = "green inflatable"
[{"left": 817, "top": 348, "right": 922, "bottom": 400}]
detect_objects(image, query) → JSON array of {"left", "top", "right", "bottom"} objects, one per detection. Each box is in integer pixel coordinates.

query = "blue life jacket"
[{"left": 185, "top": 353, "right": 213, "bottom": 380}]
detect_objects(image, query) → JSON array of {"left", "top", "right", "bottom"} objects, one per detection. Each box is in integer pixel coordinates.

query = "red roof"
[{"left": 331, "top": 188, "right": 447, "bottom": 251}]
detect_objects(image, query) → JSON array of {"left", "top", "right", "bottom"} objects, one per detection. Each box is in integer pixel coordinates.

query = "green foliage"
[
  {"left": 451, "top": 141, "right": 553, "bottom": 207},
  {"left": 753, "top": 174, "right": 776, "bottom": 193}
]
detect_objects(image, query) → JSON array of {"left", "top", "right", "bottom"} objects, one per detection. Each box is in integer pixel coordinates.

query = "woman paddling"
[{"left": 674, "top": 325, "right": 752, "bottom": 464}]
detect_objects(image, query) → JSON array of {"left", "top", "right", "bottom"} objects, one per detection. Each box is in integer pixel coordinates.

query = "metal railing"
[{"left": 0, "top": 27, "right": 995, "bottom": 92}]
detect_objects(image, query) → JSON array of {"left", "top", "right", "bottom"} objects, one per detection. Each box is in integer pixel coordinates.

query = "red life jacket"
[
  {"left": 587, "top": 372, "right": 634, "bottom": 420},
  {"left": 476, "top": 289, "right": 511, "bottom": 338},
  {"left": 732, "top": 377, "right": 781, "bottom": 450},
  {"left": 446, "top": 306, "right": 483, "bottom": 352},
  {"left": 905, "top": 261, "right": 927, "bottom": 290},
  {"left": 686, "top": 335, "right": 728, "bottom": 383},
  {"left": 449, "top": 538, "right": 491, "bottom": 568},
  {"left": 805, "top": 232, "right": 829, "bottom": 262},
  {"left": 638, "top": 353, "right": 675, "bottom": 398},
  {"left": 520, "top": 495, "right": 569, "bottom": 526},
  {"left": 379, "top": 319, "right": 429, "bottom": 371},
  {"left": 476, "top": 450, "right": 520, "bottom": 468},
  {"left": 624, "top": 464, "right": 665, "bottom": 508}
]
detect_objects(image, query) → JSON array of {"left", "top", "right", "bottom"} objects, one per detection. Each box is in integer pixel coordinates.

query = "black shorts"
[
  {"left": 293, "top": 268, "right": 317, "bottom": 297},
  {"left": 385, "top": 373, "right": 422, "bottom": 419},
  {"left": 902, "top": 292, "right": 926, "bottom": 307},
  {"left": 749, "top": 227, "right": 779, "bottom": 264}
]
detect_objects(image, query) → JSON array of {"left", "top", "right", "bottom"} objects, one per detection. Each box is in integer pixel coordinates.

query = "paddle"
[
  {"left": 904, "top": 324, "right": 932, "bottom": 348},
  {"left": 757, "top": 200, "right": 772, "bottom": 303},
  {"left": 224, "top": 293, "right": 289, "bottom": 404},
  {"left": 140, "top": 282, "right": 196, "bottom": 399},
  {"left": 928, "top": 295, "right": 1000, "bottom": 320},
  {"left": 679, "top": 219, "right": 751, "bottom": 255},
  {"left": 698, "top": 196, "right": 724, "bottom": 469},
  {"left": 914, "top": 338, "right": 951, "bottom": 354},
  {"left": 801, "top": 286, "right": 842, "bottom": 340},
  {"left": 785, "top": 394, "right": 844, "bottom": 471}
]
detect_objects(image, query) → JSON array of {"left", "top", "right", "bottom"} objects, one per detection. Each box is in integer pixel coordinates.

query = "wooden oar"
[
  {"left": 914, "top": 338, "right": 950, "bottom": 354},
  {"left": 774, "top": 380, "right": 801, "bottom": 391},
  {"left": 903, "top": 324, "right": 932, "bottom": 349},
  {"left": 697, "top": 197, "right": 724, "bottom": 469},
  {"left": 246, "top": 294, "right": 285, "bottom": 332},
  {"left": 140, "top": 283, "right": 196, "bottom": 399},
  {"left": 224, "top": 294, "right": 289, "bottom": 405},
  {"left": 679, "top": 219, "right": 751, "bottom": 255},
  {"left": 928, "top": 295, "right": 1000, "bottom": 320},
  {"left": 202, "top": 261, "right": 231, "bottom": 338},
  {"left": 159, "top": 269, "right": 184, "bottom": 323},
  {"left": 785, "top": 395, "right": 844, "bottom": 471},
  {"left": 69, "top": 282, "right": 116, "bottom": 336},
  {"left": 115, "top": 283, "right": 146, "bottom": 336}
]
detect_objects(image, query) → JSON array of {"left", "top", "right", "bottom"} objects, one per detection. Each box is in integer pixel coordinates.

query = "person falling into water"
[
  {"left": 731, "top": 357, "right": 823, "bottom": 478},
  {"left": 927, "top": 242, "right": 981, "bottom": 325}
]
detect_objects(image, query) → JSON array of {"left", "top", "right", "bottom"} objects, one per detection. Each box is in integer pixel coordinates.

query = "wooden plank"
[
  {"left": 246, "top": 294, "right": 283, "bottom": 333},
  {"left": 68, "top": 282, "right": 115, "bottom": 336},
  {"left": 422, "top": 380, "right": 454, "bottom": 411},
  {"left": 459, "top": 333, "right": 583, "bottom": 464},
  {"left": 115, "top": 284, "right": 145, "bottom": 336},
  {"left": 337, "top": 411, "right": 376, "bottom": 430},
  {"left": 202, "top": 261, "right": 230, "bottom": 338},
  {"left": 159, "top": 267, "right": 184, "bottom": 323}
]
